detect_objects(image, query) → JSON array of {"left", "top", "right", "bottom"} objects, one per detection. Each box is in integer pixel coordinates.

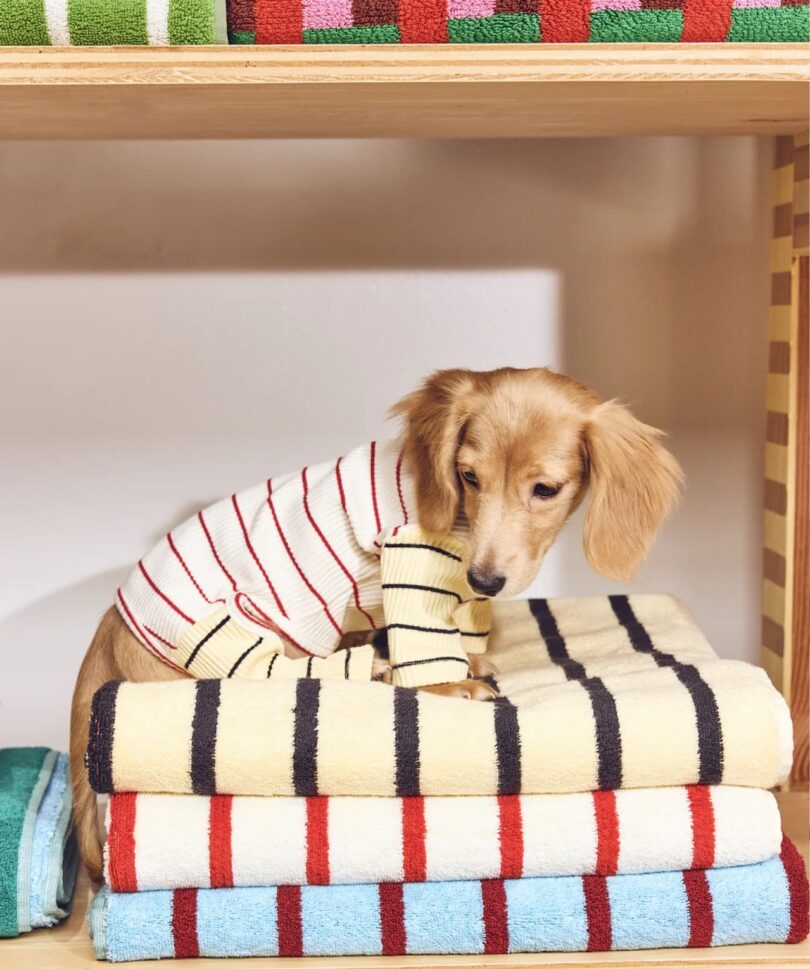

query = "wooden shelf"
[
  {"left": 0, "top": 43, "right": 807, "bottom": 140},
  {"left": 3, "top": 792, "right": 808, "bottom": 969}
]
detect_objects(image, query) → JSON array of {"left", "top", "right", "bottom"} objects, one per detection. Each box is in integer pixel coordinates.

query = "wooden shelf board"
[
  {"left": 3, "top": 792, "right": 808, "bottom": 969},
  {"left": 0, "top": 44, "right": 807, "bottom": 140}
]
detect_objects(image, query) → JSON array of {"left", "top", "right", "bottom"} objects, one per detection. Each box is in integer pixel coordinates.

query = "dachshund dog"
[{"left": 70, "top": 366, "right": 681, "bottom": 880}]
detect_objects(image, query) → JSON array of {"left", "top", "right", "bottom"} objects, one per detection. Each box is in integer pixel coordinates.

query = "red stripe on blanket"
[
  {"left": 481, "top": 880, "right": 509, "bottom": 953},
  {"left": 107, "top": 793, "right": 138, "bottom": 892},
  {"left": 277, "top": 885, "right": 303, "bottom": 956},
  {"left": 172, "top": 888, "right": 200, "bottom": 959},
  {"left": 682, "top": 0, "right": 732, "bottom": 43},
  {"left": 399, "top": 0, "right": 448, "bottom": 43},
  {"left": 254, "top": 0, "right": 303, "bottom": 43},
  {"left": 539, "top": 0, "right": 590, "bottom": 42},
  {"left": 209, "top": 796, "right": 234, "bottom": 888},
  {"left": 379, "top": 882, "right": 407, "bottom": 955},
  {"left": 583, "top": 875, "right": 612, "bottom": 951},
  {"left": 592, "top": 790, "right": 620, "bottom": 876},
  {"left": 687, "top": 785, "right": 715, "bottom": 869},
  {"left": 498, "top": 795, "right": 524, "bottom": 879},
  {"left": 402, "top": 797, "right": 427, "bottom": 882},
  {"left": 683, "top": 870, "right": 714, "bottom": 947},
  {"left": 780, "top": 836, "right": 810, "bottom": 944},
  {"left": 306, "top": 797, "right": 330, "bottom": 885}
]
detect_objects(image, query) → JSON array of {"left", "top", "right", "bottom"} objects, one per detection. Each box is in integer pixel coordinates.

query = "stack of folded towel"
[
  {"left": 0, "top": 747, "right": 78, "bottom": 938},
  {"left": 86, "top": 595, "right": 808, "bottom": 960}
]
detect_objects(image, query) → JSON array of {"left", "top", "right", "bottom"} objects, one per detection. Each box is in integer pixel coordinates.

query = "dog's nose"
[{"left": 466, "top": 569, "right": 506, "bottom": 597}]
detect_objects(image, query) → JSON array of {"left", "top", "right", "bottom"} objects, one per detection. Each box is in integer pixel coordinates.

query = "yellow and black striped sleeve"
[
  {"left": 174, "top": 606, "right": 374, "bottom": 681},
  {"left": 380, "top": 528, "right": 489, "bottom": 688}
]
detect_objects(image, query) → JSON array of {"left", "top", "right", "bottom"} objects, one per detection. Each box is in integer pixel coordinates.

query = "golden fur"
[
  {"left": 393, "top": 367, "right": 682, "bottom": 591},
  {"left": 70, "top": 366, "right": 681, "bottom": 882}
]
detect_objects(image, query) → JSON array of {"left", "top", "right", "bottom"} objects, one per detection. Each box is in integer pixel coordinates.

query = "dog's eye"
[
  {"left": 460, "top": 470, "right": 479, "bottom": 487},
  {"left": 533, "top": 482, "right": 561, "bottom": 499}
]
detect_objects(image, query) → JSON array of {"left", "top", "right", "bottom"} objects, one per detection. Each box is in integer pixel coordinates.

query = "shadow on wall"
[{"left": 0, "top": 569, "right": 127, "bottom": 749}]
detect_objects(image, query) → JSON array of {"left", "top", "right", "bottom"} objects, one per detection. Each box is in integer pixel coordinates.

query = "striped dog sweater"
[{"left": 116, "top": 440, "right": 489, "bottom": 688}]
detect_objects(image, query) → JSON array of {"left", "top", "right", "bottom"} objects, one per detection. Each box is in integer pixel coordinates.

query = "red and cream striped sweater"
[{"left": 117, "top": 440, "right": 489, "bottom": 688}]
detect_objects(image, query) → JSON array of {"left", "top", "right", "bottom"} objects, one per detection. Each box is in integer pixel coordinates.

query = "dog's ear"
[
  {"left": 390, "top": 369, "right": 477, "bottom": 533},
  {"left": 582, "top": 400, "right": 683, "bottom": 581}
]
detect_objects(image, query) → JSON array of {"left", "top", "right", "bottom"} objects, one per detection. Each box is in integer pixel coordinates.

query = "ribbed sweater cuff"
[{"left": 391, "top": 655, "right": 470, "bottom": 688}]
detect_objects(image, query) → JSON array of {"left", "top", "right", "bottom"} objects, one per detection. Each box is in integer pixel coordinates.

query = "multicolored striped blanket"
[
  {"left": 87, "top": 595, "right": 793, "bottom": 797},
  {"left": 89, "top": 838, "right": 808, "bottom": 960},
  {"left": 104, "top": 785, "right": 782, "bottom": 891},
  {"left": 0, "top": 0, "right": 227, "bottom": 45},
  {"left": 227, "top": 0, "right": 810, "bottom": 45}
]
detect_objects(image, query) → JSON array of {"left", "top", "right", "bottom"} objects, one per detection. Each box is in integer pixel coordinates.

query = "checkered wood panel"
[{"left": 762, "top": 134, "right": 809, "bottom": 789}]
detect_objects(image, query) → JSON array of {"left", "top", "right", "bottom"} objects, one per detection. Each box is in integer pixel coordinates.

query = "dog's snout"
[{"left": 466, "top": 568, "right": 506, "bottom": 598}]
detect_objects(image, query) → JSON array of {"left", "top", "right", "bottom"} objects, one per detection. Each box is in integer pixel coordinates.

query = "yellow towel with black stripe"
[{"left": 86, "top": 594, "right": 792, "bottom": 798}]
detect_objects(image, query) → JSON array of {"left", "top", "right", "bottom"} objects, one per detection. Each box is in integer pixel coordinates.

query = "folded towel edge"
[{"left": 16, "top": 749, "right": 58, "bottom": 935}]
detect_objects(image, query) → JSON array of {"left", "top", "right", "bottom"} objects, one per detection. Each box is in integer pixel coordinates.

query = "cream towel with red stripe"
[
  {"left": 88, "top": 595, "right": 793, "bottom": 797},
  {"left": 104, "top": 786, "right": 782, "bottom": 893}
]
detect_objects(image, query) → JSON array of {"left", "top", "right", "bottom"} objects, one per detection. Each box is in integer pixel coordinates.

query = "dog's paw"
[
  {"left": 372, "top": 654, "right": 392, "bottom": 683},
  {"left": 417, "top": 678, "right": 499, "bottom": 701},
  {"left": 467, "top": 654, "right": 499, "bottom": 679}
]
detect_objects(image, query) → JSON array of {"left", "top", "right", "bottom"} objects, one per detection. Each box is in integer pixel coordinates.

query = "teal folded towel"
[{"left": 0, "top": 748, "right": 78, "bottom": 938}]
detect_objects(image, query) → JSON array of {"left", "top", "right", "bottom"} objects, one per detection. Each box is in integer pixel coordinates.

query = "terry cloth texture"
[
  {"left": 0, "top": 748, "right": 78, "bottom": 938},
  {"left": 87, "top": 594, "right": 793, "bottom": 797},
  {"left": 89, "top": 837, "right": 809, "bottom": 960},
  {"left": 0, "top": 0, "right": 227, "bottom": 44},
  {"left": 104, "top": 785, "right": 783, "bottom": 892},
  {"left": 28, "top": 754, "right": 79, "bottom": 929},
  {"left": 227, "top": 0, "right": 810, "bottom": 45}
]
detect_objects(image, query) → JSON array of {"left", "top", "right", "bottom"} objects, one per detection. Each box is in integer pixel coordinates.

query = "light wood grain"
[
  {"left": 2, "top": 793, "right": 807, "bottom": 969},
  {"left": 0, "top": 44, "right": 807, "bottom": 140},
  {"left": 790, "top": 253, "right": 809, "bottom": 790}
]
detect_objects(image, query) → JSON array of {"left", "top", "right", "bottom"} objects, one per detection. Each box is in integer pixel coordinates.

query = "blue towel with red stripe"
[{"left": 89, "top": 837, "right": 807, "bottom": 961}]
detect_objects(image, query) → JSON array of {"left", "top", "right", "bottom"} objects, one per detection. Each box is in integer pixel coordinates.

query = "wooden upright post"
[{"left": 762, "top": 134, "right": 809, "bottom": 790}]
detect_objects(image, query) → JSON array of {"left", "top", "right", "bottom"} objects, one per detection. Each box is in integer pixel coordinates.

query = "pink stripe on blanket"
[
  {"left": 448, "top": 0, "right": 496, "bottom": 19},
  {"left": 591, "top": 0, "right": 641, "bottom": 10},
  {"left": 303, "top": 0, "right": 353, "bottom": 29}
]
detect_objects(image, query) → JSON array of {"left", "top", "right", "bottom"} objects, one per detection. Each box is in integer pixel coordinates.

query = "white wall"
[{"left": 0, "top": 137, "right": 770, "bottom": 748}]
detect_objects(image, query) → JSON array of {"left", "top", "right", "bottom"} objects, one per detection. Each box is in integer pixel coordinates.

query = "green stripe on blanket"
[
  {"left": 0, "top": 0, "right": 228, "bottom": 44},
  {"left": 0, "top": 0, "right": 49, "bottom": 44},
  {"left": 68, "top": 0, "right": 148, "bottom": 45},
  {"left": 0, "top": 747, "right": 52, "bottom": 937}
]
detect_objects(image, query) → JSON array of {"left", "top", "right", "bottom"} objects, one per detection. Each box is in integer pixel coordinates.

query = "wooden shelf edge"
[
  {"left": 0, "top": 43, "right": 808, "bottom": 86},
  {"left": 0, "top": 43, "right": 806, "bottom": 139}
]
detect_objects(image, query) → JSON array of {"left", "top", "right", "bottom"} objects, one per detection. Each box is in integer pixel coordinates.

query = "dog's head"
[{"left": 392, "top": 367, "right": 682, "bottom": 598}]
